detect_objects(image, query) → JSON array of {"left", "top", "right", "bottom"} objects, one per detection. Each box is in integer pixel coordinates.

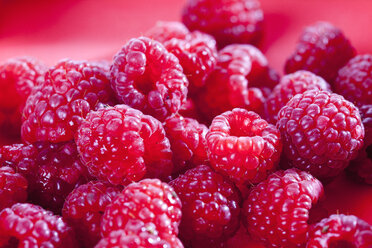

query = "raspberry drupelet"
[
  {"left": 21, "top": 59, "right": 114, "bottom": 143},
  {"left": 0, "top": 166, "right": 28, "bottom": 211},
  {"left": 306, "top": 214, "right": 372, "bottom": 248},
  {"left": 110, "top": 37, "right": 188, "bottom": 121},
  {"left": 206, "top": 108, "right": 282, "bottom": 185},
  {"left": 169, "top": 165, "right": 241, "bottom": 247},
  {"left": 75, "top": 104, "right": 172, "bottom": 185},
  {"left": 62, "top": 181, "right": 123, "bottom": 248},
  {"left": 182, "top": 0, "right": 264, "bottom": 48},
  {"left": 145, "top": 21, "right": 189, "bottom": 44},
  {"left": 243, "top": 169, "right": 324, "bottom": 248},
  {"left": 277, "top": 90, "right": 365, "bottom": 180},
  {"left": 0, "top": 203, "right": 78, "bottom": 248},
  {"left": 285, "top": 21, "right": 355, "bottom": 84}
]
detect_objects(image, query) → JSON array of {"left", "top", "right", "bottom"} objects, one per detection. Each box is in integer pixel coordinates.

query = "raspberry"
[
  {"left": 101, "top": 179, "right": 182, "bottom": 238},
  {"left": 169, "top": 165, "right": 241, "bottom": 247},
  {"left": 62, "top": 181, "right": 122, "bottom": 247},
  {"left": 0, "top": 57, "right": 46, "bottom": 137},
  {"left": 164, "top": 115, "right": 208, "bottom": 174},
  {"left": 0, "top": 166, "right": 28, "bottom": 211},
  {"left": 0, "top": 141, "right": 91, "bottom": 213},
  {"left": 206, "top": 108, "right": 282, "bottom": 185},
  {"left": 145, "top": 21, "right": 189, "bottom": 44},
  {"left": 21, "top": 59, "right": 114, "bottom": 143},
  {"left": 198, "top": 44, "right": 279, "bottom": 122},
  {"left": 75, "top": 105, "right": 172, "bottom": 185},
  {"left": 306, "top": 214, "right": 372, "bottom": 248},
  {"left": 285, "top": 21, "right": 355, "bottom": 83},
  {"left": 243, "top": 169, "right": 324, "bottom": 248},
  {"left": 110, "top": 37, "right": 188, "bottom": 121},
  {"left": 265, "top": 71, "right": 331, "bottom": 124},
  {"left": 182, "top": 0, "right": 264, "bottom": 48},
  {"left": 0, "top": 203, "right": 77, "bottom": 248},
  {"left": 277, "top": 90, "right": 364, "bottom": 180},
  {"left": 179, "top": 98, "right": 201, "bottom": 120}
]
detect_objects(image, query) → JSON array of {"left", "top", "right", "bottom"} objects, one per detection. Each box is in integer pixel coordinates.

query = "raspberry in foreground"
[
  {"left": 0, "top": 166, "right": 28, "bottom": 211},
  {"left": 21, "top": 59, "right": 114, "bottom": 143},
  {"left": 182, "top": 0, "right": 264, "bottom": 48},
  {"left": 145, "top": 21, "right": 189, "bottom": 44},
  {"left": 101, "top": 179, "right": 182, "bottom": 238},
  {"left": 306, "top": 214, "right": 372, "bottom": 248},
  {"left": 277, "top": 90, "right": 364, "bottom": 180},
  {"left": 206, "top": 108, "right": 282, "bottom": 185},
  {"left": 243, "top": 169, "right": 324, "bottom": 248},
  {"left": 285, "top": 21, "right": 355, "bottom": 83},
  {"left": 0, "top": 203, "right": 77, "bottom": 248},
  {"left": 75, "top": 104, "right": 172, "bottom": 185},
  {"left": 169, "top": 165, "right": 241, "bottom": 247},
  {"left": 110, "top": 37, "right": 188, "bottom": 121},
  {"left": 62, "top": 181, "right": 122, "bottom": 247}
]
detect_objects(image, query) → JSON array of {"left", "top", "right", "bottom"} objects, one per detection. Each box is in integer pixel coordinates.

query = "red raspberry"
[
  {"left": 182, "top": 0, "right": 264, "bottom": 48},
  {"left": 206, "top": 108, "right": 282, "bottom": 185},
  {"left": 110, "top": 37, "right": 188, "bottom": 121},
  {"left": 0, "top": 57, "right": 46, "bottom": 137},
  {"left": 0, "top": 203, "right": 77, "bottom": 247},
  {"left": 243, "top": 169, "right": 324, "bottom": 248},
  {"left": 306, "top": 214, "right": 372, "bottom": 248},
  {"left": 169, "top": 165, "right": 241, "bottom": 247},
  {"left": 0, "top": 166, "right": 28, "bottom": 211},
  {"left": 285, "top": 21, "right": 355, "bottom": 83},
  {"left": 101, "top": 179, "right": 182, "bottom": 238},
  {"left": 179, "top": 98, "right": 201, "bottom": 120},
  {"left": 164, "top": 115, "right": 208, "bottom": 174},
  {"left": 75, "top": 105, "right": 172, "bottom": 185},
  {"left": 62, "top": 181, "right": 122, "bottom": 247},
  {"left": 265, "top": 70, "right": 331, "bottom": 124},
  {"left": 145, "top": 21, "right": 189, "bottom": 44},
  {"left": 0, "top": 141, "right": 91, "bottom": 213},
  {"left": 21, "top": 59, "right": 114, "bottom": 143},
  {"left": 277, "top": 90, "right": 364, "bottom": 180}
]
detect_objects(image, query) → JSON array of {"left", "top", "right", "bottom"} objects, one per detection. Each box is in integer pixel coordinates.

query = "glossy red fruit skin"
[
  {"left": 182, "top": 0, "right": 264, "bottom": 48},
  {"left": 285, "top": 21, "right": 355, "bottom": 84},
  {"left": 277, "top": 90, "right": 365, "bottom": 180},
  {"left": 62, "top": 181, "right": 122, "bottom": 248},
  {"left": 22, "top": 59, "right": 114, "bottom": 143},
  {"left": 206, "top": 108, "right": 282, "bottom": 185},
  {"left": 110, "top": 37, "right": 189, "bottom": 121},
  {"left": 243, "top": 169, "right": 324, "bottom": 248},
  {"left": 0, "top": 166, "right": 28, "bottom": 211},
  {"left": 306, "top": 214, "right": 372, "bottom": 248},
  {"left": 169, "top": 165, "right": 241, "bottom": 247},
  {"left": 0, "top": 203, "right": 78, "bottom": 248},
  {"left": 145, "top": 21, "right": 189, "bottom": 44},
  {"left": 75, "top": 104, "right": 172, "bottom": 185}
]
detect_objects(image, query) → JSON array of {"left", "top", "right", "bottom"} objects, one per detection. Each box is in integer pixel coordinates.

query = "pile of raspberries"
[{"left": 1, "top": 0, "right": 372, "bottom": 247}]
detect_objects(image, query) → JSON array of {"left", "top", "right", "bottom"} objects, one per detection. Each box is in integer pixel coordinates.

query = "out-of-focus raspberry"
[
  {"left": 182, "top": 0, "right": 264, "bottom": 48},
  {"left": 0, "top": 166, "right": 28, "bottom": 211},
  {"left": 206, "top": 108, "right": 282, "bottom": 185},
  {"left": 285, "top": 21, "right": 355, "bottom": 84},
  {"left": 145, "top": 21, "right": 189, "bottom": 44},
  {"left": 179, "top": 98, "right": 201, "bottom": 120},
  {"left": 75, "top": 104, "right": 172, "bottom": 185},
  {"left": 110, "top": 37, "right": 188, "bottom": 121}
]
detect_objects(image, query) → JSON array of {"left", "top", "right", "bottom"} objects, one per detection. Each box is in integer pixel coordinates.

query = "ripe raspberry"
[
  {"left": 0, "top": 203, "right": 77, "bottom": 247},
  {"left": 169, "top": 165, "right": 241, "bottom": 247},
  {"left": 206, "top": 108, "right": 282, "bottom": 185},
  {"left": 243, "top": 169, "right": 324, "bottom": 248},
  {"left": 22, "top": 59, "right": 114, "bottom": 143},
  {"left": 306, "top": 214, "right": 372, "bottom": 248},
  {"left": 62, "top": 181, "right": 122, "bottom": 247},
  {"left": 145, "top": 21, "right": 189, "bottom": 44},
  {"left": 101, "top": 179, "right": 182, "bottom": 238},
  {"left": 182, "top": 0, "right": 264, "bottom": 48},
  {"left": 265, "top": 71, "right": 331, "bottom": 124},
  {"left": 0, "top": 141, "right": 91, "bottom": 213},
  {"left": 285, "top": 21, "right": 355, "bottom": 83},
  {"left": 110, "top": 37, "right": 188, "bottom": 121},
  {"left": 277, "top": 90, "right": 364, "bottom": 180},
  {"left": 179, "top": 98, "right": 201, "bottom": 120},
  {"left": 75, "top": 105, "right": 172, "bottom": 185},
  {"left": 0, "top": 57, "right": 46, "bottom": 137},
  {"left": 0, "top": 166, "right": 28, "bottom": 211},
  {"left": 164, "top": 115, "right": 208, "bottom": 174}
]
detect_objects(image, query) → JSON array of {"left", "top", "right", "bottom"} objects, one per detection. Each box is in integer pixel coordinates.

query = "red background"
[{"left": 0, "top": 0, "right": 371, "bottom": 247}]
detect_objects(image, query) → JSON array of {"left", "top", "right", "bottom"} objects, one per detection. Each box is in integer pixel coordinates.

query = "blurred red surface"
[{"left": 0, "top": 0, "right": 371, "bottom": 247}]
